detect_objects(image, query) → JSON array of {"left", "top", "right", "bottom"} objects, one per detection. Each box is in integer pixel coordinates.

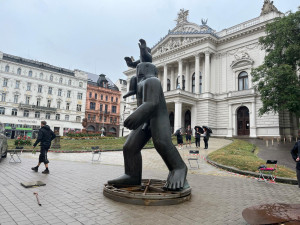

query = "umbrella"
[
  {"left": 194, "top": 126, "right": 204, "bottom": 134},
  {"left": 174, "top": 128, "right": 182, "bottom": 136},
  {"left": 202, "top": 126, "right": 212, "bottom": 134}
]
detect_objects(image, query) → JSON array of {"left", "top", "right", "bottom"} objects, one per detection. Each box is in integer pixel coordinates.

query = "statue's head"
[{"left": 136, "top": 62, "right": 158, "bottom": 79}]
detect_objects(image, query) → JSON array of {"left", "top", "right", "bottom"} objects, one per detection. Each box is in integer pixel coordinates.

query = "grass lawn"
[
  {"left": 208, "top": 139, "right": 296, "bottom": 179},
  {"left": 8, "top": 135, "right": 194, "bottom": 151}
]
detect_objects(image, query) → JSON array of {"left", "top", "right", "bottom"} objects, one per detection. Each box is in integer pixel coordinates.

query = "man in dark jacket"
[
  {"left": 291, "top": 140, "right": 300, "bottom": 188},
  {"left": 31, "top": 121, "right": 56, "bottom": 174}
]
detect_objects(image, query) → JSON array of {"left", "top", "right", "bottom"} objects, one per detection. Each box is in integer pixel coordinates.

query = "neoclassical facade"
[
  {"left": 0, "top": 52, "right": 88, "bottom": 137},
  {"left": 123, "top": 2, "right": 298, "bottom": 138}
]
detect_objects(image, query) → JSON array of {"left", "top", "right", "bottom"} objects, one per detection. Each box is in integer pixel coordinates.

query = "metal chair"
[
  {"left": 9, "top": 146, "right": 23, "bottom": 163},
  {"left": 91, "top": 146, "right": 101, "bottom": 162},
  {"left": 258, "top": 160, "right": 277, "bottom": 183},
  {"left": 188, "top": 150, "right": 200, "bottom": 169}
]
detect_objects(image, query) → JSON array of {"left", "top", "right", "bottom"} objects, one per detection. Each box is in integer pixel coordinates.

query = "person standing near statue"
[
  {"left": 31, "top": 121, "right": 56, "bottom": 174},
  {"left": 185, "top": 125, "right": 192, "bottom": 148},
  {"left": 202, "top": 127, "right": 209, "bottom": 149},
  {"left": 195, "top": 127, "right": 201, "bottom": 148},
  {"left": 291, "top": 140, "right": 300, "bottom": 188}
]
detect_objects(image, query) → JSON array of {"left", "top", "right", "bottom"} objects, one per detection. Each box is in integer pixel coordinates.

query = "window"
[
  {"left": 58, "top": 89, "right": 62, "bottom": 96},
  {"left": 48, "top": 87, "right": 53, "bottom": 94},
  {"left": 26, "top": 96, "right": 30, "bottom": 104},
  {"left": 17, "top": 68, "right": 21, "bottom": 75},
  {"left": 111, "top": 97, "right": 113, "bottom": 102},
  {"left": 110, "top": 117, "right": 113, "bottom": 123},
  {"left": 76, "top": 116, "right": 81, "bottom": 122},
  {"left": 27, "top": 83, "right": 31, "bottom": 91},
  {"left": 89, "top": 92, "right": 92, "bottom": 98},
  {"left": 106, "top": 95, "right": 108, "bottom": 101},
  {"left": 68, "top": 79, "right": 71, "bottom": 85},
  {"left": 28, "top": 71, "right": 32, "bottom": 77},
  {"left": 59, "top": 78, "right": 63, "bottom": 84},
  {"left": 23, "top": 110, "right": 29, "bottom": 117},
  {"left": 50, "top": 75, "right": 53, "bottom": 81},
  {"left": 112, "top": 106, "right": 117, "bottom": 113},
  {"left": 238, "top": 71, "right": 249, "bottom": 91},
  {"left": 1, "top": 93, "right": 6, "bottom": 102},
  {"left": 35, "top": 111, "right": 40, "bottom": 118},
  {"left": 57, "top": 102, "right": 61, "bottom": 109},
  {"left": 93, "top": 115, "right": 96, "bottom": 121},
  {"left": 55, "top": 114, "right": 60, "bottom": 120},
  {"left": 46, "top": 113, "right": 50, "bottom": 119},
  {"left": 167, "top": 79, "right": 170, "bottom": 91},
  {"left": 67, "top": 90, "right": 71, "bottom": 98},
  {"left": 65, "top": 115, "right": 69, "bottom": 121},
  {"left": 88, "top": 114, "right": 91, "bottom": 120},
  {"left": 36, "top": 99, "right": 41, "bottom": 106},
  {"left": 104, "top": 117, "right": 107, "bottom": 122},
  {"left": 79, "top": 82, "right": 83, "bottom": 87},
  {"left": 15, "top": 81, "right": 20, "bottom": 89},
  {"left": 0, "top": 107, "right": 5, "bottom": 115},
  {"left": 101, "top": 95, "right": 103, "bottom": 100},
  {"left": 99, "top": 115, "right": 102, "bottom": 122},
  {"left": 3, "top": 78, "right": 8, "bottom": 87},
  {"left": 11, "top": 108, "right": 17, "bottom": 116},
  {"left": 14, "top": 95, "right": 18, "bottom": 103},
  {"left": 95, "top": 93, "right": 97, "bottom": 99},
  {"left": 77, "top": 93, "right": 82, "bottom": 100},
  {"left": 192, "top": 74, "right": 195, "bottom": 93},
  {"left": 47, "top": 100, "right": 51, "bottom": 108},
  {"left": 76, "top": 104, "right": 82, "bottom": 111},
  {"left": 90, "top": 102, "right": 96, "bottom": 110},
  {"left": 66, "top": 102, "right": 70, "bottom": 110},
  {"left": 38, "top": 85, "right": 42, "bottom": 93},
  {"left": 39, "top": 73, "right": 43, "bottom": 79},
  {"left": 5, "top": 65, "right": 9, "bottom": 72},
  {"left": 116, "top": 97, "right": 118, "bottom": 103},
  {"left": 100, "top": 104, "right": 103, "bottom": 112},
  {"left": 105, "top": 105, "right": 108, "bottom": 112}
]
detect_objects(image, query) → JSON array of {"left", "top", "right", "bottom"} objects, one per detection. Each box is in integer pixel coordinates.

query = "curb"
[{"left": 206, "top": 158, "right": 298, "bottom": 185}]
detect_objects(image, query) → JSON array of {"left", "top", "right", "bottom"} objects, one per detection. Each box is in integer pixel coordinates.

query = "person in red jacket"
[{"left": 31, "top": 121, "right": 56, "bottom": 174}]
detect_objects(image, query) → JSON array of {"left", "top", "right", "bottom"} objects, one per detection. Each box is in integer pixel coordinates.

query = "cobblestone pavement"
[{"left": 1, "top": 138, "right": 299, "bottom": 225}]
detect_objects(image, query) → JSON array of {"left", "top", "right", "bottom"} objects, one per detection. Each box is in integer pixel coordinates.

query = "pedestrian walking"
[
  {"left": 195, "top": 127, "right": 201, "bottom": 148},
  {"left": 291, "top": 140, "right": 300, "bottom": 188},
  {"left": 185, "top": 125, "right": 192, "bottom": 148},
  {"left": 31, "top": 121, "right": 56, "bottom": 174},
  {"left": 202, "top": 127, "right": 210, "bottom": 149},
  {"left": 175, "top": 129, "right": 183, "bottom": 149}
]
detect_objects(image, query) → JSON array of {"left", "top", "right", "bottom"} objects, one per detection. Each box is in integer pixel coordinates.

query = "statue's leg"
[
  {"left": 151, "top": 119, "right": 188, "bottom": 190},
  {"left": 108, "top": 125, "right": 151, "bottom": 185}
]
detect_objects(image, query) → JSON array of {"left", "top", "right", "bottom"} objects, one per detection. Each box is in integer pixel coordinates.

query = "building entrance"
[{"left": 237, "top": 106, "right": 250, "bottom": 136}]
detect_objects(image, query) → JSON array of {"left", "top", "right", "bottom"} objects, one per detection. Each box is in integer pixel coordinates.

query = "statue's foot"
[
  {"left": 107, "top": 174, "right": 141, "bottom": 186},
  {"left": 164, "top": 165, "right": 188, "bottom": 190}
]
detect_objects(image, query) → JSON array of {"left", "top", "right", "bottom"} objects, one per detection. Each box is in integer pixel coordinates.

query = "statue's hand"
[
  {"left": 138, "top": 39, "right": 146, "bottom": 49},
  {"left": 124, "top": 57, "right": 134, "bottom": 67}
]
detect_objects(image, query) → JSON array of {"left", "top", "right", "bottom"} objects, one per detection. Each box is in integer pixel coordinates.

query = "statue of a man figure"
[{"left": 108, "top": 39, "right": 188, "bottom": 190}]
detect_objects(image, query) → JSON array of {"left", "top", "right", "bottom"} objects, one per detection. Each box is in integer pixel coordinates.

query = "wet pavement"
[{"left": 0, "top": 138, "right": 299, "bottom": 225}]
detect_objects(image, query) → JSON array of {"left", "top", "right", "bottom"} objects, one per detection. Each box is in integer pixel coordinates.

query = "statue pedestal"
[{"left": 52, "top": 136, "right": 61, "bottom": 149}]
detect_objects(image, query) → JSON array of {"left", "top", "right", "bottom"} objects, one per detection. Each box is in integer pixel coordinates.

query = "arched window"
[
  {"left": 59, "top": 77, "right": 63, "bottom": 83},
  {"left": 11, "top": 108, "right": 18, "bottom": 116},
  {"left": 28, "top": 71, "right": 33, "bottom": 77},
  {"left": 76, "top": 116, "right": 81, "bottom": 122},
  {"left": 50, "top": 75, "right": 53, "bottom": 81},
  {"left": 5, "top": 65, "right": 9, "bottom": 72},
  {"left": 17, "top": 68, "right": 21, "bottom": 75},
  {"left": 238, "top": 71, "right": 249, "bottom": 91},
  {"left": 167, "top": 79, "right": 170, "bottom": 91},
  {"left": 23, "top": 110, "right": 29, "bottom": 117},
  {"left": 109, "top": 127, "right": 116, "bottom": 133},
  {"left": 79, "top": 82, "right": 83, "bottom": 87},
  {"left": 39, "top": 73, "right": 43, "bottom": 79}
]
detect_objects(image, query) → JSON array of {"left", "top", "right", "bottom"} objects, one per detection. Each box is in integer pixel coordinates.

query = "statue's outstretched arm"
[
  {"left": 124, "top": 57, "right": 140, "bottom": 68},
  {"left": 123, "top": 76, "right": 137, "bottom": 99}
]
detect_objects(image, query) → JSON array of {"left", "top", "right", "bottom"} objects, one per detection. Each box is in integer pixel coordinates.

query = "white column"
[
  {"left": 163, "top": 64, "right": 168, "bottom": 92},
  {"left": 250, "top": 101, "right": 257, "bottom": 137},
  {"left": 195, "top": 54, "right": 200, "bottom": 94},
  {"left": 185, "top": 61, "right": 190, "bottom": 92},
  {"left": 170, "top": 67, "right": 175, "bottom": 90},
  {"left": 191, "top": 104, "right": 197, "bottom": 133},
  {"left": 178, "top": 59, "right": 183, "bottom": 89},
  {"left": 204, "top": 51, "right": 211, "bottom": 93},
  {"left": 227, "top": 104, "right": 233, "bottom": 137},
  {"left": 174, "top": 102, "right": 182, "bottom": 132}
]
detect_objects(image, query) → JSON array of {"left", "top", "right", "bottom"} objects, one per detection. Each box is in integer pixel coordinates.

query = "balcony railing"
[
  {"left": 100, "top": 111, "right": 110, "bottom": 115},
  {"left": 19, "top": 103, "right": 57, "bottom": 112}
]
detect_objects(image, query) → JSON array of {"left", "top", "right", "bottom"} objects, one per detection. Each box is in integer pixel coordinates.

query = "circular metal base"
[{"left": 103, "top": 179, "right": 191, "bottom": 206}]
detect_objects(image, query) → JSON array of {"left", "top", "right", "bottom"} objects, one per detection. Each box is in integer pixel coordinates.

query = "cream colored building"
[{"left": 123, "top": 1, "right": 298, "bottom": 138}]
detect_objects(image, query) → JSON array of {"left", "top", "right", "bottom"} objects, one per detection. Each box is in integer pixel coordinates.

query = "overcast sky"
[{"left": 0, "top": 0, "right": 299, "bottom": 83}]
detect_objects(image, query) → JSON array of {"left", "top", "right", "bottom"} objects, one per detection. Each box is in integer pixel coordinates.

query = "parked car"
[{"left": 0, "top": 123, "right": 8, "bottom": 160}]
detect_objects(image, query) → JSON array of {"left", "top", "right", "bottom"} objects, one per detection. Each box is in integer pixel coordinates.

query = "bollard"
[
  {"left": 289, "top": 137, "right": 292, "bottom": 143},
  {"left": 277, "top": 138, "right": 280, "bottom": 145},
  {"left": 284, "top": 137, "right": 286, "bottom": 143},
  {"left": 266, "top": 140, "right": 268, "bottom": 147},
  {"left": 272, "top": 139, "right": 274, "bottom": 146}
]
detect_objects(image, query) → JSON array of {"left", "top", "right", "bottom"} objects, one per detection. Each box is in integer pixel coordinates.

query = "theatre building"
[
  {"left": 0, "top": 52, "right": 88, "bottom": 137},
  {"left": 85, "top": 74, "right": 121, "bottom": 136},
  {"left": 123, "top": 1, "right": 299, "bottom": 138}
]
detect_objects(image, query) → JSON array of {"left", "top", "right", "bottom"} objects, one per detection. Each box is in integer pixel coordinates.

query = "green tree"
[{"left": 252, "top": 10, "right": 300, "bottom": 116}]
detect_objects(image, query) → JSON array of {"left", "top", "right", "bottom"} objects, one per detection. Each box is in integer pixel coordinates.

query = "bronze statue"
[{"left": 108, "top": 39, "right": 188, "bottom": 190}]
